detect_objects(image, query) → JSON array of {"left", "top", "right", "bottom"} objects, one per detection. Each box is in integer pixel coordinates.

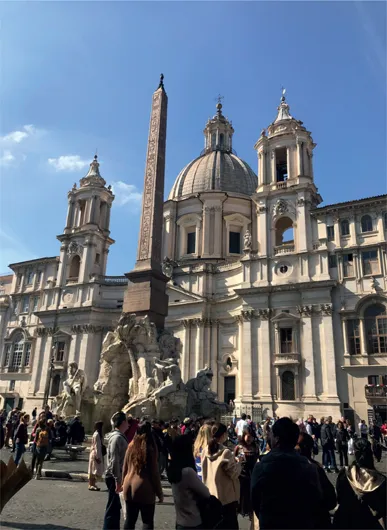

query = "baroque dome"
[
  {"left": 168, "top": 150, "right": 257, "bottom": 199},
  {"left": 168, "top": 101, "right": 257, "bottom": 200}
]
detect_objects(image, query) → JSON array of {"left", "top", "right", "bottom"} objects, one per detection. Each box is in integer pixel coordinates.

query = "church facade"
[{"left": 0, "top": 91, "right": 386, "bottom": 426}]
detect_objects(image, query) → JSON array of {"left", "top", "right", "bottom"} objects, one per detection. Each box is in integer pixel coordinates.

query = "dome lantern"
[{"left": 203, "top": 97, "right": 235, "bottom": 154}]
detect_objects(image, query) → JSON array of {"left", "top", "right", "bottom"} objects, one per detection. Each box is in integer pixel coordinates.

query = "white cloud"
[
  {"left": 0, "top": 150, "right": 15, "bottom": 166},
  {"left": 111, "top": 181, "right": 142, "bottom": 207},
  {"left": 48, "top": 155, "right": 90, "bottom": 172},
  {"left": 0, "top": 124, "right": 39, "bottom": 144}
]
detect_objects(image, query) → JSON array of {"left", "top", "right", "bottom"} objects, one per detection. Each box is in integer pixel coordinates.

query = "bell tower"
[
  {"left": 253, "top": 91, "right": 322, "bottom": 281},
  {"left": 56, "top": 155, "right": 115, "bottom": 287}
]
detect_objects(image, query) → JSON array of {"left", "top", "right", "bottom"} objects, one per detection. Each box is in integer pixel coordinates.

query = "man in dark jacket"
[
  {"left": 321, "top": 418, "right": 338, "bottom": 472},
  {"left": 251, "top": 417, "right": 322, "bottom": 529}
]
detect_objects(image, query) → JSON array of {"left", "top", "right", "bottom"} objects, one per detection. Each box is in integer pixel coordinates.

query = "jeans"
[
  {"left": 103, "top": 476, "right": 121, "bottom": 530},
  {"left": 124, "top": 501, "right": 155, "bottom": 530},
  {"left": 337, "top": 445, "right": 348, "bottom": 467},
  {"left": 322, "top": 444, "right": 337, "bottom": 469},
  {"left": 14, "top": 442, "right": 25, "bottom": 465}
]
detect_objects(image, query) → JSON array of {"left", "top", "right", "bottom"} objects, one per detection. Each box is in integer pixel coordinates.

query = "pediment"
[
  {"left": 271, "top": 311, "right": 300, "bottom": 322},
  {"left": 167, "top": 284, "right": 205, "bottom": 303}
]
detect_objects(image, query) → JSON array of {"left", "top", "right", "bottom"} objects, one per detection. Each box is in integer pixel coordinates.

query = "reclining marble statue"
[{"left": 93, "top": 312, "right": 227, "bottom": 426}]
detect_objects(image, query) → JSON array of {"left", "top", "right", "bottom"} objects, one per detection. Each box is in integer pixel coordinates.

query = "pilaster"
[
  {"left": 257, "top": 311, "right": 271, "bottom": 399},
  {"left": 320, "top": 305, "right": 339, "bottom": 400},
  {"left": 299, "top": 307, "right": 316, "bottom": 399}
]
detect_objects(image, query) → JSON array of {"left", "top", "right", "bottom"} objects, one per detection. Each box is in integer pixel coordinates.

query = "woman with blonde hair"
[
  {"left": 193, "top": 423, "right": 212, "bottom": 480},
  {"left": 202, "top": 423, "right": 242, "bottom": 529}
]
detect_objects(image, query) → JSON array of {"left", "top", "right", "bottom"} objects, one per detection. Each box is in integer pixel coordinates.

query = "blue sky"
[{"left": 0, "top": 1, "right": 385, "bottom": 275}]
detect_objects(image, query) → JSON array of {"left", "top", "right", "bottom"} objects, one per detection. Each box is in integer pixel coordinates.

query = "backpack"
[{"left": 36, "top": 428, "right": 49, "bottom": 447}]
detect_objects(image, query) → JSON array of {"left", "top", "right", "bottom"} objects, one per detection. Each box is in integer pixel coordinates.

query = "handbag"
[
  {"left": 312, "top": 440, "right": 319, "bottom": 456},
  {"left": 197, "top": 494, "right": 223, "bottom": 529}
]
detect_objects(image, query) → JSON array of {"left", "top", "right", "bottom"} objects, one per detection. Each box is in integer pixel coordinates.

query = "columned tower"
[{"left": 56, "top": 156, "right": 115, "bottom": 287}]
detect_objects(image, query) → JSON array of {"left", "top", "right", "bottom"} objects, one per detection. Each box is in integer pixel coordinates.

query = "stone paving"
[{"left": 1, "top": 444, "right": 386, "bottom": 530}]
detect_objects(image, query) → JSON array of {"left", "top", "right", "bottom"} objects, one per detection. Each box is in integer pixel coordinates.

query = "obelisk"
[{"left": 123, "top": 74, "right": 169, "bottom": 329}]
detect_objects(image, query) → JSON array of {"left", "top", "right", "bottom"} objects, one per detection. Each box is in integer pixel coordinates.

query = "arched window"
[
  {"left": 361, "top": 214, "right": 373, "bottom": 233},
  {"left": 11, "top": 333, "right": 24, "bottom": 370},
  {"left": 68, "top": 255, "right": 81, "bottom": 282},
  {"left": 341, "top": 219, "right": 350, "bottom": 236},
  {"left": 219, "top": 133, "right": 224, "bottom": 148},
  {"left": 275, "top": 217, "right": 294, "bottom": 246},
  {"left": 282, "top": 371, "right": 295, "bottom": 400},
  {"left": 50, "top": 374, "right": 61, "bottom": 397},
  {"left": 365, "top": 303, "right": 387, "bottom": 354}
]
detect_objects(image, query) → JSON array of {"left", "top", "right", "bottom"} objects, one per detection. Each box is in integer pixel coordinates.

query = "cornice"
[{"left": 235, "top": 279, "right": 337, "bottom": 295}]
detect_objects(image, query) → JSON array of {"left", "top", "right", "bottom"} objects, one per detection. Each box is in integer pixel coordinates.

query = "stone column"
[
  {"left": 296, "top": 142, "right": 302, "bottom": 175},
  {"left": 257, "top": 206, "right": 267, "bottom": 257},
  {"left": 239, "top": 312, "right": 253, "bottom": 400},
  {"left": 65, "top": 200, "right": 74, "bottom": 229},
  {"left": 299, "top": 307, "right": 316, "bottom": 399},
  {"left": 258, "top": 311, "right": 271, "bottom": 399},
  {"left": 333, "top": 215, "right": 341, "bottom": 246},
  {"left": 286, "top": 147, "right": 292, "bottom": 180},
  {"left": 214, "top": 208, "right": 222, "bottom": 257},
  {"left": 349, "top": 214, "right": 357, "bottom": 246},
  {"left": 72, "top": 202, "right": 80, "bottom": 228},
  {"left": 182, "top": 320, "right": 191, "bottom": 382},
  {"left": 359, "top": 317, "right": 368, "bottom": 355},
  {"left": 321, "top": 305, "right": 339, "bottom": 399},
  {"left": 270, "top": 150, "right": 276, "bottom": 183},
  {"left": 297, "top": 200, "right": 307, "bottom": 252},
  {"left": 105, "top": 203, "right": 112, "bottom": 231},
  {"left": 342, "top": 318, "right": 350, "bottom": 356},
  {"left": 210, "top": 321, "right": 218, "bottom": 394},
  {"left": 258, "top": 152, "right": 263, "bottom": 184},
  {"left": 195, "top": 319, "right": 204, "bottom": 374},
  {"left": 202, "top": 207, "right": 211, "bottom": 258}
]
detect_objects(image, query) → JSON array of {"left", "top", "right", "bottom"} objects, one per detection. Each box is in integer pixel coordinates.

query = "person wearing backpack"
[{"left": 35, "top": 419, "right": 50, "bottom": 479}]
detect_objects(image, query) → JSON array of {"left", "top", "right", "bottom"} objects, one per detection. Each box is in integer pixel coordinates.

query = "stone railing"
[
  {"left": 274, "top": 353, "right": 300, "bottom": 365},
  {"left": 274, "top": 243, "right": 295, "bottom": 255},
  {"left": 365, "top": 385, "right": 387, "bottom": 399},
  {"left": 276, "top": 182, "right": 287, "bottom": 190},
  {"left": 92, "top": 275, "right": 128, "bottom": 286}
]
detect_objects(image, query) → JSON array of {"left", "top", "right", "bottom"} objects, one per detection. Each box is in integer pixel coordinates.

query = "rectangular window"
[
  {"left": 362, "top": 250, "right": 379, "bottom": 276},
  {"left": 95, "top": 253, "right": 100, "bottom": 265},
  {"left": 327, "top": 225, "right": 335, "bottom": 241},
  {"left": 12, "top": 344, "right": 23, "bottom": 368},
  {"left": 26, "top": 269, "right": 34, "bottom": 285},
  {"left": 4, "top": 344, "right": 11, "bottom": 366},
  {"left": 22, "top": 296, "right": 29, "bottom": 313},
  {"left": 16, "top": 274, "right": 22, "bottom": 289},
  {"left": 36, "top": 271, "right": 42, "bottom": 285},
  {"left": 280, "top": 328, "right": 293, "bottom": 354},
  {"left": 347, "top": 319, "right": 361, "bottom": 355},
  {"left": 33, "top": 296, "right": 39, "bottom": 311},
  {"left": 24, "top": 343, "right": 31, "bottom": 366},
  {"left": 229, "top": 231, "right": 241, "bottom": 254},
  {"left": 368, "top": 375, "right": 379, "bottom": 385},
  {"left": 56, "top": 342, "right": 66, "bottom": 362},
  {"left": 275, "top": 147, "right": 288, "bottom": 182},
  {"left": 343, "top": 253, "right": 354, "bottom": 278},
  {"left": 341, "top": 220, "right": 350, "bottom": 236},
  {"left": 328, "top": 254, "right": 337, "bottom": 268},
  {"left": 9, "top": 380, "right": 15, "bottom": 391},
  {"left": 186, "top": 231, "right": 196, "bottom": 254}
]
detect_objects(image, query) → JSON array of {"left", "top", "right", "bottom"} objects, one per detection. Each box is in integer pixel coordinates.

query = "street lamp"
[{"left": 43, "top": 354, "right": 55, "bottom": 407}]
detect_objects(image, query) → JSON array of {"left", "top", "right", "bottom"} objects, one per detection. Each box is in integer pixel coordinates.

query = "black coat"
[
  {"left": 333, "top": 468, "right": 386, "bottom": 529},
  {"left": 251, "top": 448, "right": 323, "bottom": 529},
  {"left": 336, "top": 428, "right": 349, "bottom": 450},
  {"left": 321, "top": 424, "right": 334, "bottom": 447}
]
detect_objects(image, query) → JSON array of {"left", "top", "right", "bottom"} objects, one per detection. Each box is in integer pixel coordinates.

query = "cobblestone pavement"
[{"left": 1, "top": 445, "right": 385, "bottom": 530}]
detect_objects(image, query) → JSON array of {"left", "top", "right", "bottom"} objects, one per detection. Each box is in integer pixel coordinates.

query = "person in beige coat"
[{"left": 202, "top": 423, "right": 242, "bottom": 530}]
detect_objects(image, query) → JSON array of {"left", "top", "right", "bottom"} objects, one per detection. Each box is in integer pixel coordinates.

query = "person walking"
[
  {"left": 333, "top": 438, "right": 386, "bottom": 529},
  {"left": 251, "top": 417, "right": 322, "bottom": 530},
  {"left": 236, "top": 414, "right": 249, "bottom": 439},
  {"left": 234, "top": 428, "right": 259, "bottom": 519},
  {"left": 34, "top": 419, "right": 50, "bottom": 479},
  {"left": 122, "top": 421, "right": 163, "bottom": 530},
  {"left": 358, "top": 419, "right": 368, "bottom": 439},
  {"left": 321, "top": 418, "right": 338, "bottom": 472},
  {"left": 193, "top": 423, "right": 212, "bottom": 480},
  {"left": 103, "top": 411, "right": 129, "bottom": 530},
  {"left": 14, "top": 414, "right": 29, "bottom": 465},
  {"left": 296, "top": 433, "right": 336, "bottom": 529},
  {"left": 202, "top": 423, "right": 241, "bottom": 529},
  {"left": 169, "top": 434, "right": 211, "bottom": 530},
  {"left": 88, "top": 421, "right": 105, "bottom": 491},
  {"left": 336, "top": 421, "right": 349, "bottom": 467}
]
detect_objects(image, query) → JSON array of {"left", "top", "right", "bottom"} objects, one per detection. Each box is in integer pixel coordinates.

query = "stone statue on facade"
[
  {"left": 243, "top": 229, "right": 252, "bottom": 251},
  {"left": 161, "top": 257, "right": 175, "bottom": 279},
  {"left": 56, "top": 362, "right": 86, "bottom": 418}
]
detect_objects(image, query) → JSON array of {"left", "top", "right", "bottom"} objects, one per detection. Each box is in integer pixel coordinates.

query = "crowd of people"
[
  {"left": 90, "top": 412, "right": 386, "bottom": 530},
  {"left": 0, "top": 405, "right": 86, "bottom": 478}
]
